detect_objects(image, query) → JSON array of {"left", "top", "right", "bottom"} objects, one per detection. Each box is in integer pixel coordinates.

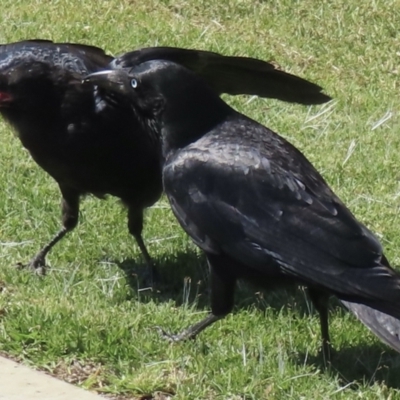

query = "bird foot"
[
  {"left": 139, "top": 264, "right": 161, "bottom": 290},
  {"left": 155, "top": 326, "right": 189, "bottom": 342},
  {"left": 15, "top": 255, "right": 48, "bottom": 275}
]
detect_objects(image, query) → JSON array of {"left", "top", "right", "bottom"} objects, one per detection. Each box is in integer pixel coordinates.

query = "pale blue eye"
[{"left": 131, "top": 78, "right": 138, "bottom": 89}]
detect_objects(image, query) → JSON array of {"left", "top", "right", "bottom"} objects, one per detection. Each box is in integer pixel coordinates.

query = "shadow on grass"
[
  {"left": 115, "top": 249, "right": 210, "bottom": 307},
  {"left": 294, "top": 344, "right": 400, "bottom": 390},
  {"left": 115, "top": 249, "right": 311, "bottom": 311},
  {"left": 115, "top": 253, "right": 358, "bottom": 312},
  {"left": 116, "top": 250, "right": 400, "bottom": 388}
]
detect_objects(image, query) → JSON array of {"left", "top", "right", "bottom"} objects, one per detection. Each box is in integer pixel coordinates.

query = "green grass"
[{"left": 1, "top": 0, "right": 400, "bottom": 398}]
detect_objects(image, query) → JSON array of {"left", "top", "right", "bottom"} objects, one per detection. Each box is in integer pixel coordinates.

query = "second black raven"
[
  {"left": 0, "top": 40, "right": 330, "bottom": 279},
  {"left": 85, "top": 61, "right": 400, "bottom": 359}
]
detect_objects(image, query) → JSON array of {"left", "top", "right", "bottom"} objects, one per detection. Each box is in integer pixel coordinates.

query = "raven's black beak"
[{"left": 83, "top": 70, "right": 130, "bottom": 95}]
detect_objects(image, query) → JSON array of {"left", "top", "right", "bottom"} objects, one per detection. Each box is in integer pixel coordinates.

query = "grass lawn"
[{"left": 1, "top": 0, "right": 400, "bottom": 398}]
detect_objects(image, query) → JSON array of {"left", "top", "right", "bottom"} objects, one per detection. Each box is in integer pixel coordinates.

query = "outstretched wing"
[
  {"left": 112, "top": 46, "right": 331, "bottom": 104},
  {"left": 164, "top": 116, "right": 400, "bottom": 317}
]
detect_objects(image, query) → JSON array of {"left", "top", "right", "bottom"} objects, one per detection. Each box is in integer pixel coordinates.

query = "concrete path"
[{"left": 0, "top": 356, "right": 103, "bottom": 399}]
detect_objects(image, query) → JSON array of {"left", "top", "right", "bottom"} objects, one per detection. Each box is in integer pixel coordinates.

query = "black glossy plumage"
[
  {"left": 84, "top": 61, "right": 400, "bottom": 358},
  {"left": 0, "top": 40, "right": 330, "bottom": 279},
  {"left": 111, "top": 47, "right": 331, "bottom": 104},
  {"left": 0, "top": 40, "right": 159, "bottom": 278}
]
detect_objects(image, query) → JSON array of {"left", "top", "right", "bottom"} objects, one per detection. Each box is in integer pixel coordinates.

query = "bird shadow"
[
  {"left": 114, "top": 250, "right": 400, "bottom": 388},
  {"left": 115, "top": 249, "right": 309, "bottom": 311},
  {"left": 114, "top": 249, "right": 211, "bottom": 307},
  {"left": 293, "top": 343, "right": 400, "bottom": 390}
]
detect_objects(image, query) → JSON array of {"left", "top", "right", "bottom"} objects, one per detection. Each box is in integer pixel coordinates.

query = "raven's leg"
[
  {"left": 127, "top": 206, "right": 157, "bottom": 285},
  {"left": 19, "top": 185, "right": 80, "bottom": 275},
  {"left": 308, "top": 288, "right": 332, "bottom": 362},
  {"left": 160, "top": 252, "right": 236, "bottom": 341}
]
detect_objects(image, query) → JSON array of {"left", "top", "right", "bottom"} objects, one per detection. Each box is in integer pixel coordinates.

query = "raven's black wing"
[
  {"left": 163, "top": 116, "right": 400, "bottom": 319},
  {"left": 112, "top": 47, "right": 331, "bottom": 104}
]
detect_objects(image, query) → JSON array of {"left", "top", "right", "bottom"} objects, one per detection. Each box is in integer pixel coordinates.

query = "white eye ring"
[{"left": 131, "top": 78, "right": 138, "bottom": 89}]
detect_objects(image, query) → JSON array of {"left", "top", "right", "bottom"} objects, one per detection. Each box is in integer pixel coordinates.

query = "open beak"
[
  {"left": 83, "top": 69, "right": 130, "bottom": 96},
  {"left": 0, "top": 91, "right": 13, "bottom": 107}
]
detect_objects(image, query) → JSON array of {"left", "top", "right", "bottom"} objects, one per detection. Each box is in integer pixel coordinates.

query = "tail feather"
[
  {"left": 112, "top": 47, "right": 331, "bottom": 105},
  {"left": 341, "top": 300, "right": 400, "bottom": 353}
]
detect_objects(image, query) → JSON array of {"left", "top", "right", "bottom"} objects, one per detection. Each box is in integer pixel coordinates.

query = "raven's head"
[
  {"left": 83, "top": 67, "right": 165, "bottom": 119},
  {"left": 0, "top": 41, "right": 94, "bottom": 115},
  {"left": 84, "top": 60, "right": 232, "bottom": 156},
  {"left": 0, "top": 40, "right": 112, "bottom": 145},
  {"left": 0, "top": 61, "right": 67, "bottom": 140},
  {"left": 0, "top": 62, "right": 52, "bottom": 107}
]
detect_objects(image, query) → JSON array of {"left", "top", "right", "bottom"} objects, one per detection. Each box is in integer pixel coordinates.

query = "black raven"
[
  {"left": 0, "top": 40, "right": 330, "bottom": 279},
  {"left": 84, "top": 61, "right": 400, "bottom": 359}
]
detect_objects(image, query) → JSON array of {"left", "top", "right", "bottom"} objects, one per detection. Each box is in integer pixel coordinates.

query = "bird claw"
[
  {"left": 15, "top": 256, "right": 47, "bottom": 275},
  {"left": 154, "top": 326, "right": 184, "bottom": 342}
]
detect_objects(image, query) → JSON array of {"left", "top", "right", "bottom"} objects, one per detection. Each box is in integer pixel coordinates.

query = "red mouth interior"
[{"left": 0, "top": 91, "right": 13, "bottom": 103}]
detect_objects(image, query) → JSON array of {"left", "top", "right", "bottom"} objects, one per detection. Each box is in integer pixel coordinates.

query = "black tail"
[
  {"left": 339, "top": 255, "right": 400, "bottom": 353},
  {"left": 112, "top": 47, "right": 331, "bottom": 105},
  {"left": 341, "top": 300, "right": 400, "bottom": 353}
]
